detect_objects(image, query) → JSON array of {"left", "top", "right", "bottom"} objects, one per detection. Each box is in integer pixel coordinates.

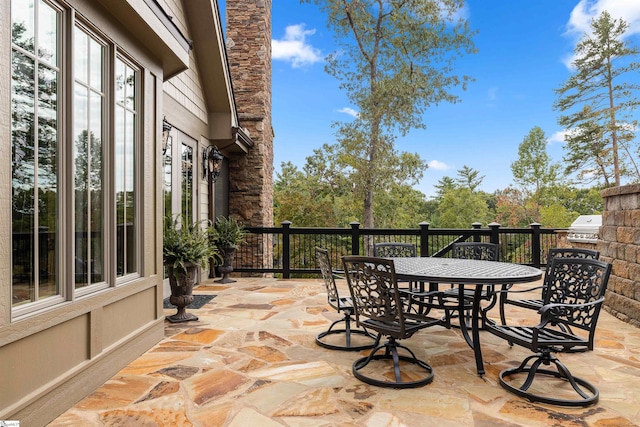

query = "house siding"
[{"left": 0, "top": 0, "right": 176, "bottom": 424}]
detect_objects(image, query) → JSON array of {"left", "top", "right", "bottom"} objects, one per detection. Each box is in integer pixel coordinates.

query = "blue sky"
[{"left": 227, "top": 0, "right": 640, "bottom": 198}]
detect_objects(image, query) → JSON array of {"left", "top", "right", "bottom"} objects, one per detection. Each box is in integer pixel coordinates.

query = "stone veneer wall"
[
  {"left": 599, "top": 184, "right": 640, "bottom": 327},
  {"left": 225, "top": 0, "right": 274, "bottom": 269}
]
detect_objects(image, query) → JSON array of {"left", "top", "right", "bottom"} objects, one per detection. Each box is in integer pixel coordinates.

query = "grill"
[{"left": 567, "top": 215, "right": 601, "bottom": 243}]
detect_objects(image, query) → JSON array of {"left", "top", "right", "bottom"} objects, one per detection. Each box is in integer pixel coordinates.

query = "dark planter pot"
[
  {"left": 215, "top": 246, "right": 236, "bottom": 283},
  {"left": 166, "top": 263, "right": 199, "bottom": 323}
]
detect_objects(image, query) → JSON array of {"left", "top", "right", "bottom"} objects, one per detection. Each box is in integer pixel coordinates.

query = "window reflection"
[
  {"left": 11, "top": 0, "right": 59, "bottom": 305},
  {"left": 74, "top": 27, "right": 104, "bottom": 287},
  {"left": 115, "top": 58, "right": 138, "bottom": 277},
  {"left": 181, "top": 144, "right": 194, "bottom": 225}
]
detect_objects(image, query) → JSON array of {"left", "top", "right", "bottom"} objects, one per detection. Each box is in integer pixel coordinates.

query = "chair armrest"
[
  {"left": 332, "top": 269, "right": 345, "bottom": 280},
  {"left": 494, "top": 284, "right": 546, "bottom": 294},
  {"left": 535, "top": 297, "right": 605, "bottom": 327},
  {"left": 399, "top": 289, "right": 442, "bottom": 298}
]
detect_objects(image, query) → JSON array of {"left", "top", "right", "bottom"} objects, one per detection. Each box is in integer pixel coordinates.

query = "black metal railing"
[{"left": 233, "top": 221, "right": 563, "bottom": 278}]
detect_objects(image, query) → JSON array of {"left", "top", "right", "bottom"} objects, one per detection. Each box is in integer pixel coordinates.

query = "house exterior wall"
[
  {"left": 599, "top": 184, "right": 640, "bottom": 327},
  {"left": 0, "top": 0, "right": 188, "bottom": 424},
  {"left": 159, "top": 0, "right": 208, "bottom": 125}
]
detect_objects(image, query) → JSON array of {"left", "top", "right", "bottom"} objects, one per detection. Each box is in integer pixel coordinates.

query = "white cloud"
[
  {"left": 337, "top": 107, "right": 359, "bottom": 118},
  {"left": 428, "top": 160, "right": 450, "bottom": 170},
  {"left": 272, "top": 24, "right": 323, "bottom": 68},
  {"left": 567, "top": 0, "right": 640, "bottom": 36},
  {"left": 549, "top": 130, "right": 567, "bottom": 144},
  {"left": 563, "top": 0, "right": 640, "bottom": 68}
]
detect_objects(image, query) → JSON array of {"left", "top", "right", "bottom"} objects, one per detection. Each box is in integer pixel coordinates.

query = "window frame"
[{"left": 11, "top": 1, "right": 144, "bottom": 318}]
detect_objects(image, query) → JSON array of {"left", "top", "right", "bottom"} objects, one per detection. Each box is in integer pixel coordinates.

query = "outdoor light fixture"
[
  {"left": 202, "top": 145, "right": 224, "bottom": 182},
  {"left": 162, "top": 117, "right": 172, "bottom": 155}
]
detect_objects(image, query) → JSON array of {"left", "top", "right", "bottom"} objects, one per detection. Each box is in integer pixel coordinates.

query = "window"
[
  {"left": 74, "top": 26, "right": 105, "bottom": 288},
  {"left": 115, "top": 58, "right": 138, "bottom": 277},
  {"left": 11, "top": 0, "right": 142, "bottom": 313},
  {"left": 11, "top": 0, "right": 61, "bottom": 306}
]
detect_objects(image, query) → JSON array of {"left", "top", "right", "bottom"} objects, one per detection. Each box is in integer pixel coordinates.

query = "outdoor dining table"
[{"left": 391, "top": 256, "right": 543, "bottom": 376}]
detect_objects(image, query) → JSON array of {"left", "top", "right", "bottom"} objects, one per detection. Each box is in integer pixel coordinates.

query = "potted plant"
[
  {"left": 163, "top": 215, "right": 220, "bottom": 323},
  {"left": 213, "top": 216, "right": 247, "bottom": 283}
]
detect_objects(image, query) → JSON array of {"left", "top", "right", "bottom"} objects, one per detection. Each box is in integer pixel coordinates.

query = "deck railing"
[{"left": 233, "top": 221, "right": 562, "bottom": 278}]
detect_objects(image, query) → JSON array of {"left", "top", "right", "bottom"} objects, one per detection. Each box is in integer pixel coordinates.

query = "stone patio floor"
[{"left": 50, "top": 277, "right": 640, "bottom": 426}]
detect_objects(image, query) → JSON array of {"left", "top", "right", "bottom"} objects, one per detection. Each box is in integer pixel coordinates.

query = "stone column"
[
  {"left": 226, "top": 0, "right": 274, "bottom": 270},
  {"left": 599, "top": 184, "right": 640, "bottom": 327}
]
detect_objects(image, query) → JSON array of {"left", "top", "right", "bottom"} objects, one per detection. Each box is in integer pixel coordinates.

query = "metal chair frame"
[
  {"left": 498, "top": 248, "right": 600, "bottom": 325},
  {"left": 315, "top": 248, "right": 376, "bottom": 351},
  {"left": 439, "top": 242, "right": 499, "bottom": 328},
  {"left": 373, "top": 242, "right": 416, "bottom": 258},
  {"left": 342, "top": 256, "right": 441, "bottom": 388},
  {"left": 486, "top": 257, "right": 612, "bottom": 406}
]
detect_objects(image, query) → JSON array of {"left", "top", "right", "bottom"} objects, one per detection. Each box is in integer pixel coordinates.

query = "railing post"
[
  {"left": 530, "top": 222, "right": 542, "bottom": 268},
  {"left": 472, "top": 222, "right": 482, "bottom": 242},
  {"left": 419, "top": 222, "right": 430, "bottom": 257},
  {"left": 282, "top": 220, "right": 292, "bottom": 278},
  {"left": 350, "top": 222, "right": 361, "bottom": 255},
  {"left": 488, "top": 222, "right": 501, "bottom": 246}
]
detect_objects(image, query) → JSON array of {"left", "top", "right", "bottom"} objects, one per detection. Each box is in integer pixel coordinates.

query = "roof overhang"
[
  {"left": 182, "top": 0, "right": 253, "bottom": 155},
  {"left": 96, "top": 0, "right": 191, "bottom": 80}
]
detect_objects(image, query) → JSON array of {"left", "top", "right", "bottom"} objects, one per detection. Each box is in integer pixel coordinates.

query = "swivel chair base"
[
  {"left": 352, "top": 337, "right": 434, "bottom": 389},
  {"left": 498, "top": 353, "right": 599, "bottom": 407},
  {"left": 315, "top": 315, "right": 376, "bottom": 351}
]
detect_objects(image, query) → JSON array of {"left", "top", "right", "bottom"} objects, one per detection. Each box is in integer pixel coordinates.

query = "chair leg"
[
  {"left": 498, "top": 286, "right": 509, "bottom": 326},
  {"left": 498, "top": 351, "right": 599, "bottom": 407},
  {"left": 315, "top": 313, "right": 376, "bottom": 351},
  {"left": 352, "top": 336, "right": 434, "bottom": 389}
]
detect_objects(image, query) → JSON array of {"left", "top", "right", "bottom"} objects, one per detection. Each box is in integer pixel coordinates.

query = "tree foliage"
[
  {"left": 554, "top": 11, "right": 640, "bottom": 186},
  {"left": 455, "top": 165, "right": 485, "bottom": 192},
  {"left": 303, "top": 0, "right": 476, "bottom": 228},
  {"left": 510, "top": 126, "right": 560, "bottom": 221}
]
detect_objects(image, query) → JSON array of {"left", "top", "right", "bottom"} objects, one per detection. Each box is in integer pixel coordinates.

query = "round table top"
[{"left": 391, "top": 257, "right": 542, "bottom": 285}]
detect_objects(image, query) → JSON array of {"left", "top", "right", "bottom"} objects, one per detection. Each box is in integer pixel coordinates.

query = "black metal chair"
[
  {"left": 315, "top": 248, "right": 376, "bottom": 351},
  {"left": 486, "top": 257, "right": 612, "bottom": 406},
  {"left": 498, "top": 248, "right": 600, "bottom": 325},
  {"left": 342, "top": 256, "right": 441, "bottom": 388},
  {"left": 373, "top": 242, "right": 419, "bottom": 298},
  {"left": 373, "top": 242, "right": 416, "bottom": 258},
  {"left": 440, "top": 242, "right": 499, "bottom": 328}
]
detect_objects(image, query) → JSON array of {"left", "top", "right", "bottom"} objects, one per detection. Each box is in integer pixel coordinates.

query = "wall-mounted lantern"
[
  {"left": 162, "top": 117, "right": 172, "bottom": 155},
  {"left": 202, "top": 145, "right": 224, "bottom": 183}
]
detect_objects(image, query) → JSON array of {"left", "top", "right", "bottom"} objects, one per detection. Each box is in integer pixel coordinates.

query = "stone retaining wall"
[{"left": 599, "top": 184, "right": 640, "bottom": 327}]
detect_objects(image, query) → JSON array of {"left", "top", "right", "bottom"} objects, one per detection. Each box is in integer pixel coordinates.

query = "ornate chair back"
[
  {"left": 342, "top": 256, "right": 407, "bottom": 338},
  {"left": 451, "top": 242, "right": 498, "bottom": 261},
  {"left": 316, "top": 247, "right": 342, "bottom": 312},
  {"left": 541, "top": 248, "right": 600, "bottom": 299},
  {"left": 373, "top": 242, "right": 416, "bottom": 258},
  {"left": 543, "top": 256, "right": 610, "bottom": 350}
]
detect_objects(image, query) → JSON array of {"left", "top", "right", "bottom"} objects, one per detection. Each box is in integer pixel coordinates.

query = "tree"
[
  {"left": 554, "top": 11, "right": 640, "bottom": 186},
  {"left": 436, "top": 187, "right": 489, "bottom": 228},
  {"left": 510, "top": 126, "right": 560, "bottom": 221},
  {"left": 434, "top": 176, "right": 457, "bottom": 200},
  {"left": 303, "top": 0, "right": 476, "bottom": 228},
  {"left": 456, "top": 165, "right": 485, "bottom": 192}
]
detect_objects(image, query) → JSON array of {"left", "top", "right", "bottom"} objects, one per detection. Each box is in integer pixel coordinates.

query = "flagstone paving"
[{"left": 50, "top": 277, "right": 640, "bottom": 426}]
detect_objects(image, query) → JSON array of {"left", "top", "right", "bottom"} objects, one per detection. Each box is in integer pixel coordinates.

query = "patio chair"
[
  {"left": 373, "top": 242, "right": 416, "bottom": 258},
  {"left": 315, "top": 248, "right": 376, "bottom": 351},
  {"left": 373, "top": 241, "right": 419, "bottom": 296},
  {"left": 486, "top": 257, "right": 611, "bottom": 406},
  {"left": 498, "top": 248, "right": 600, "bottom": 325},
  {"left": 342, "top": 256, "right": 441, "bottom": 388},
  {"left": 440, "top": 242, "right": 499, "bottom": 328}
]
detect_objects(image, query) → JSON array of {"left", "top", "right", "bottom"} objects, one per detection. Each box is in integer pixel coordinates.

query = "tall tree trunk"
[{"left": 606, "top": 57, "right": 621, "bottom": 186}]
